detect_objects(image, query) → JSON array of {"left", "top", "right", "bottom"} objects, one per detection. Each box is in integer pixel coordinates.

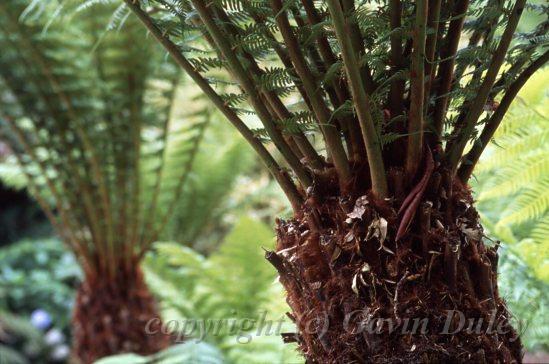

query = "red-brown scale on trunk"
[
  {"left": 72, "top": 262, "right": 171, "bottom": 363},
  {"left": 267, "top": 165, "right": 523, "bottom": 363}
]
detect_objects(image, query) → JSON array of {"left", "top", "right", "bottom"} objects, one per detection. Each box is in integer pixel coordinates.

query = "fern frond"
[
  {"left": 474, "top": 69, "right": 549, "bottom": 270},
  {"left": 143, "top": 217, "right": 302, "bottom": 363},
  {"left": 531, "top": 218, "right": 549, "bottom": 245},
  {"left": 478, "top": 153, "right": 549, "bottom": 200},
  {"left": 497, "top": 179, "right": 549, "bottom": 226},
  {"left": 0, "top": 0, "right": 213, "bottom": 278}
]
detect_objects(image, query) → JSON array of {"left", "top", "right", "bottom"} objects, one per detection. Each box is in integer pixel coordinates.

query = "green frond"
[
  {"left": 478, "top": 153, "right": 549, "bottom": 200},
  {"left": 498, "top": 247, "right": 549, "bottom": 349},
  {"left": 74, "top": 0, "right": 117, "bottom": 14},
  {"left": 0, "top": 155, "right": 28, "bottom": 190},
  {"left": 532, "top": 218, "right": 549, "bottom": 245},
  {"left": 476, "top": 69, "right": 549, "bottom": 203},
  {"left": 151, "top": 217, "right": 277, "bottom": 321},
  {"left": 497, "top": 179, "right": 549, "bottom": 226},
  {"left": 475, "top": 127, "right": 549, "bottom": 173},
  {"left": 143, "top": 216, "right": 302, "bottom": 363},
  {"left": 164, "top": 126, "right": 253, "bottom": 251},
  {"left": 0, "top": 0, "right": 214, "bottom": 276},
  {"left": 474, "top": 69, "right": 549, "bottom": 282}
]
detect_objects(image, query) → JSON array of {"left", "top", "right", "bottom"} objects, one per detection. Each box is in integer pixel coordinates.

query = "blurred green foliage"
[
  {"left": 472, "top": 68, "right": 549, "bottom": 352},
  {"left": 163, "top": 119, "right": 254, "bottom": 254},
  {"left": 143, "top": 216, "right": 302, "bottom": 364},
  {"left": 94, "top": 342, "right": 224, "bottom": 364},
  {"left": 0, "top": 239, "right": 81, "bottom": 329},
  {"left": 497, "top": 248, "right": 549, "bottom": 351},
  {"left": 0, "top": 310, "right": 49, "bottom": 364},
  {"left": 473, "top": 68, "right": 548, "bottom": 281}
]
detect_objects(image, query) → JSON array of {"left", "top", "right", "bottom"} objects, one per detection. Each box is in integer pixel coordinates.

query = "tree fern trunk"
[
  {"left": 267, "top": 167, "right": 522, "bottom": 363},
  {"left": 72, "top": 262, "right": 169, "bottom": 363}
]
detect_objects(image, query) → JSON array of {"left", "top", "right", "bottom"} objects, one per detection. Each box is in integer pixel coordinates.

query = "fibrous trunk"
[
  {"left": 72, "top": 263, "right": 170, "bottom": 363},
  {"left": 267, "top": 166, "right": 522, "bottom": 363}
]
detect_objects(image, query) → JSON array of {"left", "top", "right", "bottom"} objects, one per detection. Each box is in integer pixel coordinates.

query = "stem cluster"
[{"left": 122, "top": 0, "right": 547, "bottom": 210}]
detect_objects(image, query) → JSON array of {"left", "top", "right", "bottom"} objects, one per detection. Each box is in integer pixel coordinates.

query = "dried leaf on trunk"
[
  {"left": 366, "top": 215, "right": 394, "bottom": 255},
  {"left": 346, "top": 195, "right": 369, "bottom": 221}
]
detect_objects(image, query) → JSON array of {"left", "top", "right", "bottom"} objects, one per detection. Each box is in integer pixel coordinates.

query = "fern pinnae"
[
  {"left": 479, "top": 153, "right": 549, "bottom": 200},
  {"left": 144, "top": 116, "right": 210, "bottom": 252},
  {"left": 1, "top": 117, "right": 85, "bottom": 256},
  {"left": 0, "top": 7, "right": 103, "bottom": 256},
  {"left": 531, "top": 218, "right": 549, "bottom": 245},
  {"left": 498, "top": 179, "right": 549, "bottom": 227},
  {"left": 140, "top": 71, "right": 182, "bottom": 247},
  {"left": 476, "top": 128, "right": 549, "bottom": 173}
]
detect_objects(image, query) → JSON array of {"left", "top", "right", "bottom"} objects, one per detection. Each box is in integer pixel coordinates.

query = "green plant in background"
[
  {"left": 164, "top": 123, "right": 254, "bottom": 254},
  {"left": 0, "top": 239, "right": 81, "bottom": 332},
  {"left": 0, "top": 311, "right": 49, "bottom": 364},
  {"left": 473, "top": 68, "right": 549, "bottom": 281},
  {"left": 0, "top": 239, "right": 80, "bottom": 363},
  {"left": 0, "top": 1, "right": 212, "bottom": 361},
  {"left": 144, "top": 216, "right": 302, "bottom": 364},
  {"left": 471, "top": 68, "right": 549, "bottom": 353},
  {"left": 497, "top": 248, "right": 549, "bottom": 352}
]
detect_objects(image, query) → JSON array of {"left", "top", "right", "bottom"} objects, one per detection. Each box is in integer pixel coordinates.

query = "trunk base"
[
  {"left": 72, "top": 265, "right": 169, "bottom": 363},
  {"left": 269, "top": 181, "right": 522, "bottom": 363}
]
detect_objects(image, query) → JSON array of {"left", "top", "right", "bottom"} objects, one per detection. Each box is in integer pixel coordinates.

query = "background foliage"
[
  {"left": 473, "top": 68, "right": 549, "bottom": 352},
  {"left": 144, "top": 216, "right": 302, "bottom": 363},
  {"left": 474, "top": 70, "right": 549, "bottom": 264}
]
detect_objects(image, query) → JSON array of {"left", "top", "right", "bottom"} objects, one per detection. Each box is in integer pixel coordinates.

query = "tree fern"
[
  {"left": 0, "top": 0, "right": 206, "bottom": 278},
  {"left": 0, "top": 0, "right": 217, "bottom": 360},
  {"left": 113, "top": 0, "right": 548, "bottom": 207},
  {"left": 118, "top": 0, "right": 549, "bottom": 360}
]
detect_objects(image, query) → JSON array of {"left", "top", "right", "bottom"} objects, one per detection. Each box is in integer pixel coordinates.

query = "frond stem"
[
  {"left": 445, "top": 0, "right": 527, "bottom": 173},
  {"left": 457, "top": 49, "right": 549, "bottom": 182},
  {"left": 269, "top": 0, "right": 352, "bottom": 187},
  {"left": 124, "top": 0, "right": 304, "bottom": 211},
  {"left": 326, "top": 0, "right": 388, "bottom": 197},
  {"left": 431, "top": 0, "right": 470, "bottom": 145},
  {"left": 405, "top": 0, "right": 428, "bottom": 180},
  {"left": 191, "top": 0, "right": 312, "bottom": 188},
  {"left": 389, "top": 0, "right": 405, "bottom": 118}
]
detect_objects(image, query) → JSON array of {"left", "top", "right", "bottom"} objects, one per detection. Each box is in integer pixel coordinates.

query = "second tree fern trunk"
[{"left": 72, "top": 264, "right": 170, "bottom": 363}]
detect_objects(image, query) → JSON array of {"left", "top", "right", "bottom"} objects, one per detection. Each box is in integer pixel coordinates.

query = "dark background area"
[{"left": 0, "top": 182, "right": 51, "bottom": 247}]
